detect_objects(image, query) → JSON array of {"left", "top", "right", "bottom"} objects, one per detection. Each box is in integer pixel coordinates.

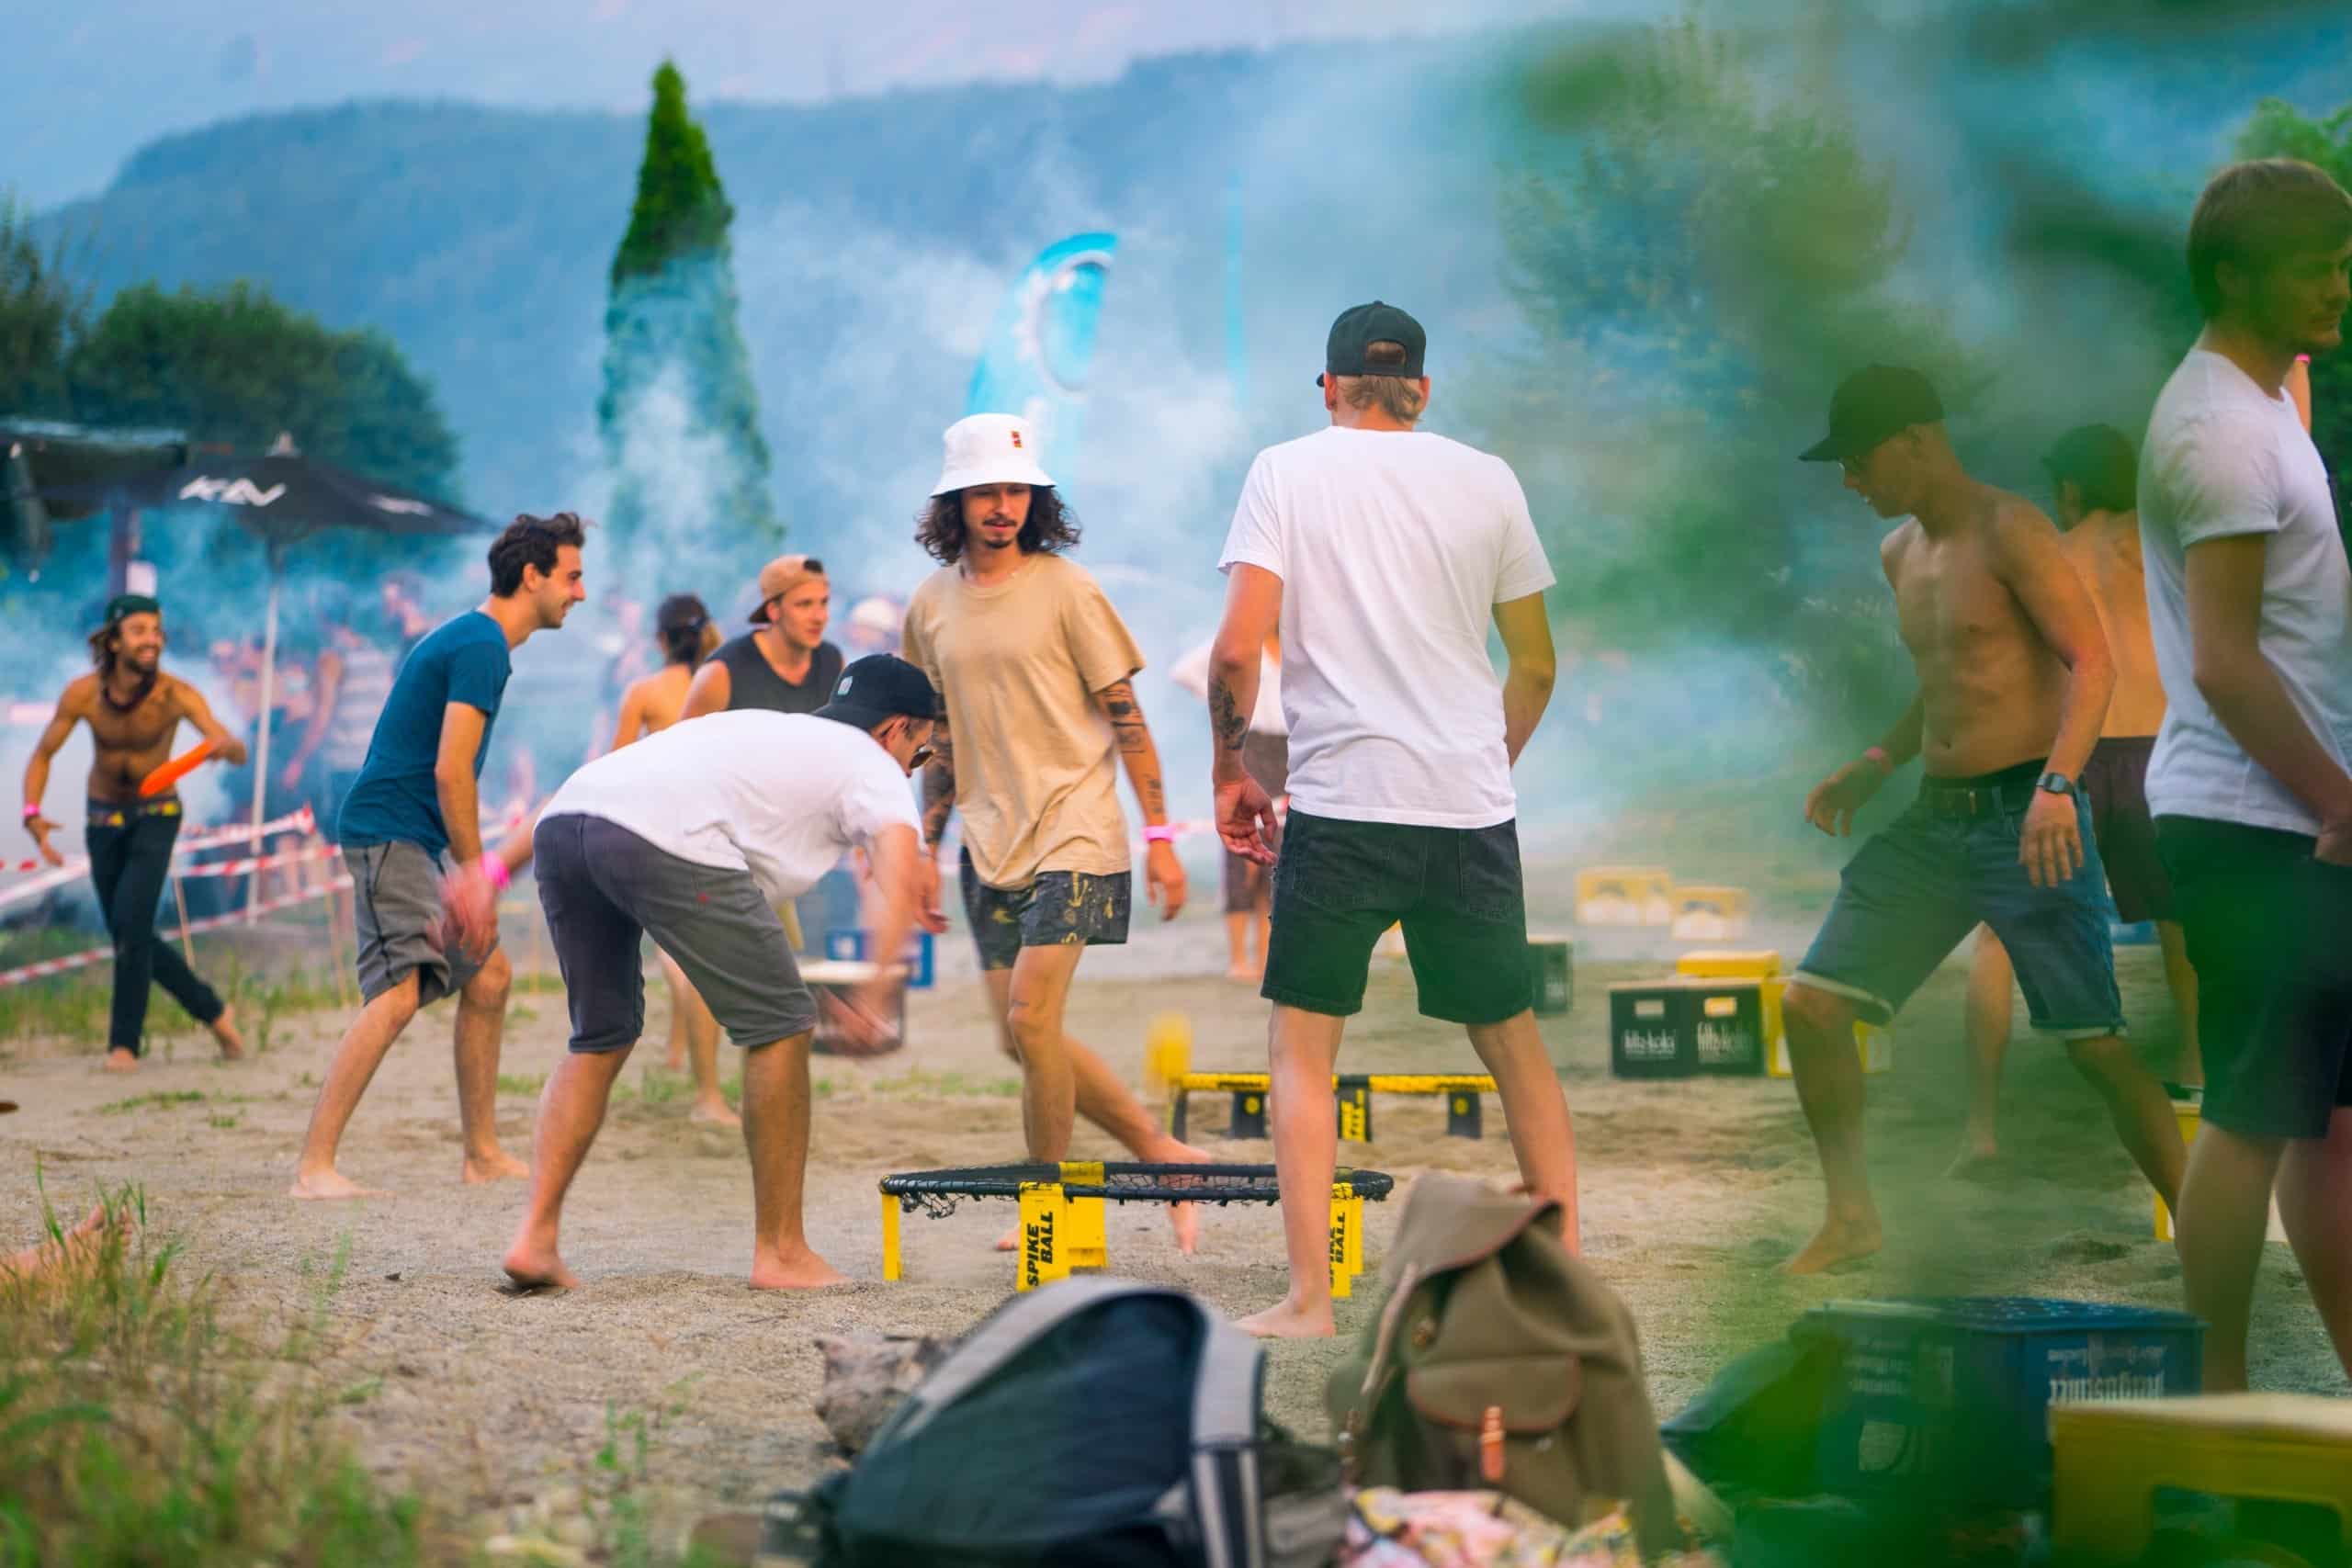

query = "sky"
[{"left": 6, "top": 0, "right": 1595, "bottom": 209}]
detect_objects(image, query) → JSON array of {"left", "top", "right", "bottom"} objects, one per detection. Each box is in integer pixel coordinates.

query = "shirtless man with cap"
[
  {"left": 22, "top": 592, "right": 250, "bottom": 1071},
  {"left": 1780, "top": 366, "right": 2187, "bottom": 1272}
]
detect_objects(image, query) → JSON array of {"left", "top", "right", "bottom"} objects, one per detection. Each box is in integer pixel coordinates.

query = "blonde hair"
[{"left": 1335, "top": 339, "right": 1426, "bottom": 423}]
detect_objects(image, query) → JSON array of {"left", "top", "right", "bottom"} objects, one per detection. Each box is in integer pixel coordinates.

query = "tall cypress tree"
[{"left": 598, "top": 61, "right": 777, "bottom": 572}]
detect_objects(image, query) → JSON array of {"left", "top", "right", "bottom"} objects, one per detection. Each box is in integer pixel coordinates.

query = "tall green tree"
[
  {"left": 2235, "top": 95, "right": 2352, "bottom": 512},
  {"left": 598, "top": 61, "right": 777, "bottom": 576},
  {"left": 0, "top": 191, "right": 88, "bottom": 419}
]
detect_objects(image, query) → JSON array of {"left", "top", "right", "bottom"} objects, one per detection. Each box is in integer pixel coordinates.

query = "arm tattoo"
[
  {"left": 1100, "top": 681, "right": 1148, "bottom": 756},
  {"left": 1208, "top": 677, "right": 1249, "bottom": 753},
  {"left": 920, "top": 720, "right": 955, "bottom": 848}
]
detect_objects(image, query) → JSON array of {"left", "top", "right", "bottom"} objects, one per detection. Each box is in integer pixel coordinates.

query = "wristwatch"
[{"left": 2036, "top": 772, "right": 2077, "bottom": 797}]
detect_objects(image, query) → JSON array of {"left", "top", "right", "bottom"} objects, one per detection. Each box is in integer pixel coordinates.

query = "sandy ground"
[{"left": 3, "top": 865, "right": 2345, "bottom": 1550}]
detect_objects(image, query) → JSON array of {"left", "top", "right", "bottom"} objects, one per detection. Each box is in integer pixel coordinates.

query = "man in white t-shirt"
[
  {"left": 1210, "top": 300, "right": 1576, "bottom": 1337},
  {"left": 2139, "top": 157, "right": 2352, "bottom": 1390},
  {"left": 499, "top": 655, "right": 945, "bottom": 1292}
]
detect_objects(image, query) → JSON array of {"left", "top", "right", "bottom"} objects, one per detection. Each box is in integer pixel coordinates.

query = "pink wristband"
[
  {"left": 481, "top": 856, "right": 511, "bottom": 891},
  {"left": 1863, "top": 746, "right": 1894, "bottom": 774},
  {"left": 1142, "top": 825, "right": 1176, "bottom": 844}
]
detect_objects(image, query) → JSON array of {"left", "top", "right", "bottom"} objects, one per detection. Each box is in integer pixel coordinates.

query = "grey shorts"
[
  {"left": 346, "top": 840, "right": 495, "bottom": 1008},
  {"left": 535, "top": 813, "right": 817, "bottom": 1053}
]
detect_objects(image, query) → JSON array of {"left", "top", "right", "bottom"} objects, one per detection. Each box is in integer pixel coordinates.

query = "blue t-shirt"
[{"left": 334, "top": 611, "right": 511, "bottom": 855}]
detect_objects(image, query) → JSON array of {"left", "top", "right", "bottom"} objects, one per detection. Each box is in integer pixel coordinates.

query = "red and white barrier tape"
[
  {"left": 169, "top": 840, "right": 343, "bottom": 881},
  {"left": 0, "top": 806, "right": 319, "bottom": 884},
  {"left": 0, "top": 876, "right": 355, "bottom": 990}
]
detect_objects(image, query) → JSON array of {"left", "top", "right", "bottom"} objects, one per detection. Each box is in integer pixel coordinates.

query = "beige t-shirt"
[{"left": 902, "top": 552, "right": 1144, "bottom": 887}]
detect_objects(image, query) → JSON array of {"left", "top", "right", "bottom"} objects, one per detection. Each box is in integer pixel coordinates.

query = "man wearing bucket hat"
[
  {"left": 21, "top": 592, "right": 251, "bottom": 1071},
  {"left": 503, "top": 654, "right": 946, "bottom": 1291},
  {"left": 903, "top": 412, "right": 1214, "bottom": 1250},
  {"left": 683, "top": 554, "right": 844, "bottom": 720},
  {"left": 1775, "top": 366, "right": 2185, "bottom": 1273}
]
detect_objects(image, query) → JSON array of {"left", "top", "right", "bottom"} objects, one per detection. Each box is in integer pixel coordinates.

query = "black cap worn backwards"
[
  {"left": 1317, "top": 300, "right": 1427, "bottom": 388},
  {"left": 813, "top": 654, "right": 938, "bottom": 732},
  {"left": 1799, "top": 365, "right": 1946, "bottom": 464},
  {"left": 102, "top": 593, "right": 162, "bottom": 626}
]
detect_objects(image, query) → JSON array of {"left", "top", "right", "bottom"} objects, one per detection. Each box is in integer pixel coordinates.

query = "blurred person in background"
[
  {"left": 610, "top": 592, "right": 737, "bottom": 1127},
  {"left": 842, "top": 593, "right": 902, "bottom": 658},
  {"left": 22, "top": 593, "right": 250, "bottom": 1071},
  {"left": 1172, "top": 630, "right": 1286, "bottom": 981},
  {"left": 1959, "top": 423, "right": 2199, "bottom": 1173},
  {"left": 379, "top": 571, "right": 435, "bottom": 661},
  {"left": 591, "top": 591, "right": 650, "bottom": 758}
]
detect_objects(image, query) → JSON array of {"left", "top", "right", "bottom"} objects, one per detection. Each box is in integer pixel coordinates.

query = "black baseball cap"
[
  {"left": 1317, "top": 300, "right": 1426, "bottom": 387},
  {"left": 813, "top": 654, "right": 938, "bottom": 731},
  {"left": 656, "top": 593, "right": 710, "bottom": 634},
  {"left": 1799, "top": 365, "right": 1946, "bottom": 463},
  {"left": 102, "top": 593, "right": 162, "bottom": 626}
]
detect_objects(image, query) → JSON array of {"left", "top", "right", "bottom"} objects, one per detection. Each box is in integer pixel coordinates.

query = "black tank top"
[{"left": 714, "top": 634, "right": 843, "bottom": 715}]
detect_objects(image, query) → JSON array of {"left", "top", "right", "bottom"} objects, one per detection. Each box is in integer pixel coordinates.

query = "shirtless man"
[
  {"left": 611, "top": 593, "right": 735, "bottom": 1126},
  {"left": 22, "top": 594, "right": 249, "bottom": 1071},
  {"left": 1959, "top": 424, "right": 2199, "bottom": 1170},
  {"left": 1781, "top": 366, "right": 2188, "bottom": 1272}
]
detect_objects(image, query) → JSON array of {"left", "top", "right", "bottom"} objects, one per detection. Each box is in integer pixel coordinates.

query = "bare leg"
[
  {"left": 454, "top": 949, "right": 527, "bottom": 1184},
  {"left": 0, "top": 1201, "right": 133, "bottom": 1286},
  {"left": 741, "top": 1032, "right": 844, "bottom": 1288},
  {"left": 1223, "top": 912, "right": 1253, "bottom": 981},
  {"left": 1238, "top": 1003, "right": 1346, "bottom": 1337},
  {"left": 660, "top": 950, "right": 690, "bottom": 1071},
  {"left": 984, "top": 962, "right": 1209, "bottom": 1252},
  {"left": 2275, "top": 1107, "right": 2352, "bottom": 1383},
  {"left": 288, "top": 976, "right": 422, "bottom": 1198},
  {"left": 1250, "top": 900, "right": 1271, "bottom": 976},
  {"left": 2176, "top": 1119, "right": 2285, "bottom": 1392},
  {"left": 1781, "top": 984, "right": 1882, "bottom": 1273},
  {"left": 209, "top": 1004, "right": 246, "bottom": 1061},
  {"left": 664, "top": 953, "right": 735, "bottom": 1127},
  {"left": 1466, "top": 1010, "right": 1578, "bottom": 1248},
  {"left": 1952, "top": 926, "right": 2013, "bottom": 1174},
  {"left": 2156, "top": 920, "right": 2200, "bottom": 1089},
  {"left": 502, "top": 1046, "right": 634, "bottom": 1290},
  {"left": 2063, "top": 1032, "right": 2186, "bottom": 1212}
]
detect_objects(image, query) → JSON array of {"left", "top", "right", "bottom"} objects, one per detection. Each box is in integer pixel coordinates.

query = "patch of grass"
[
  {"left": 506, "top": 1004, "right": 539, "bottom": 1026},
  {"left": 0, "top": 1174, "right": 439, "bottom": 1564},
  {"left": 627, "top": 1068, "right": 688, "bottom": 1108},
  {"left": 869, "top": 1068, "right": 1023, "bottom": 1100},
  {"left": 495, "top": 1073, "right": 547, "bottom": 1098},
  {"left": 206, "top": 1113, "right": 241, "bottom": 1131},
  {"left": 95, "top": 1090, "right": 209, "bottom": 1114}
]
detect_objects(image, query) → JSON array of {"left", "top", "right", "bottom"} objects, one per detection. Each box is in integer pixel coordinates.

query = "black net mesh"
[{"left": 879, "top": 1162, "right": 1393, "bottom": 1214}]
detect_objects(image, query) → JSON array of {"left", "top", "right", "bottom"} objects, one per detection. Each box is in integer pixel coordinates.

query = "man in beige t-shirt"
[{"left": 903, "top": 413, "right": 1212, "bottom": 1250}]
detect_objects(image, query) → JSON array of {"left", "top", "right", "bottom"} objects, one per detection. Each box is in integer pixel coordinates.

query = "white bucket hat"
[{"left": 930, "top": 412, "right": 1056, "bottom": 497}]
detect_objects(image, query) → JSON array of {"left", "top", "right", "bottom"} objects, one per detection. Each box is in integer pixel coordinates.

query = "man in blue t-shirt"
[{"left": 290, "top": 513, "right": 586, "bottom": 1201}]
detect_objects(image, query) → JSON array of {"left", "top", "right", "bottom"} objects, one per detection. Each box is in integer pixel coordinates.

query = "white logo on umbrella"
[{"left": 177, "top": 477, "right": 287, "bottom": 507}]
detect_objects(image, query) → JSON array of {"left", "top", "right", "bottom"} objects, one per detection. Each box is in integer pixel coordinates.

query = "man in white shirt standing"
[
  {"left": 1210, "top": 301, "right": 1575, "bottom": 1337},
  {"left": 2141, "top": 158, "right": 2352, "bottom": 1390},
  {"left": 499, "top": 655, "right": 944, "bottom": 1292}
]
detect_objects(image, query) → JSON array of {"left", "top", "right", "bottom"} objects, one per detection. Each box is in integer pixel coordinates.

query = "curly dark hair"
[
  {"left": 914, "top": 487, "right": 1080, "bottom": 566},
  {"left": 488, "top": 511, "right": 588, "bottom": 597}
]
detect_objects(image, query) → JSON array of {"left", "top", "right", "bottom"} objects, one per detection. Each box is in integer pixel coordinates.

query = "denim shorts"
[
  {"left": 1795, "top": 763, "right": 2124, "bottom": 1037},
  {"left": 1263, "top": 810, "right": 1532, "bottom": 1024}
]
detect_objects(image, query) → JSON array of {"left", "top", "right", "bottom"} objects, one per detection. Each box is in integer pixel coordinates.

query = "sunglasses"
[{"left": 908, "top": 744, "right": 936, "bottom": 769}]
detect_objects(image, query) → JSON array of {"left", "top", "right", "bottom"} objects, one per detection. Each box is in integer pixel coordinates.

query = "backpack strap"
[
  {"left": 872, "top": 1277, "right": 1185, "bottom": 1449},
  {"left": 1189, "top": 1306, "right": 1268, "bottom": 1568}
]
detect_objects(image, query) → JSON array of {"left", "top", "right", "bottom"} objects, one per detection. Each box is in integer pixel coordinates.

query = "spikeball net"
[{"left": 877, "top": 1161, "right": 1393, "bottom": 1218}]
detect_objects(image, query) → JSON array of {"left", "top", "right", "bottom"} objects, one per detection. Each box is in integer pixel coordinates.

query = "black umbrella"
[{"left": 43, "top": 436, "right": 495, "bottom": 885}]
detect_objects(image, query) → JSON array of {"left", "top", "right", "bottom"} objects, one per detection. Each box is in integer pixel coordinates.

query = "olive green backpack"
[{"left": 1326, "top": 1176, "right": 1680, "bottom": 1556}]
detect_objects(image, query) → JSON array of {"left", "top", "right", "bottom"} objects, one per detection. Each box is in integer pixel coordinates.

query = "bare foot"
[
  {"left": 1149, "top": 1139, "right": 1217, "bottom": 1255},
  {"left": 502, "top": 1237, "right": 581, "bottom": 1292},
  {"left": 1236, "top": 1298, "right": 1335, "bottom": 1338},
  {"left": 461, "top": 1151, "right": 531, "bottom": 1185},
  {"left": 288, "top": 1168, "right": 386, "bottom": 1201},
  {"left": 750, "top": 1246, "right": 849, "bottom": 1290},
  {"left": 688, "top": 1098, "right": 742, "bottom": 1130},
  {"left": 103, "top": 1048, "right": 138, "bottom": 1074},
  {"left": 994, "top": 1223, "right": 1019, "bottom": 1253},
  {"left": 665, "top": 1044, "right": 686, "bottom": 1072},
  {"left": 1944, "top": 1136, "right": 2001, "bottom": 1183},
  {"left": 209, "top": 1006, "right": 247, "bottom": 1061},
  {"left": 1224, "top": 964, "right": 1258, "bottom": 984},
  {"left": 1, "top": 1202, "right": 133, "bottom": 1286},
  {"left": 1783, "top": 1213, "right": 1883, "bottom": 1275}
]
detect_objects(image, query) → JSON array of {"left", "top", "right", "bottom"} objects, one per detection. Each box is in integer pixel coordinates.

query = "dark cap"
[
  {"left": 2041, "top": 423, "right": 2138, "bottom": 513},
  {"left": 1317, "top": 300, "right": 1426, "bottom": 388},
  {"left": 656, "top": 593, "right": 710, "bottom": 634},
  {"left": 102, "top": 593, "right": 162, "bottom": 626},
  {"left": 1799, "top": 365, "right": 1945, "bottom": 463},
  {"left": 813, "top": 654, "right": 938, "bottom": 732}
]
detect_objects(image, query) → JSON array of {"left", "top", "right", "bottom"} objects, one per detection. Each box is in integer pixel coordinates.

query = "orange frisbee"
[{"left": 139, "top": 738, "right": 220, "bottom": 798}]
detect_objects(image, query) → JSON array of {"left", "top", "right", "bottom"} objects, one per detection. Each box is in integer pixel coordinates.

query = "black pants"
[{"left": 85, "top": 802, "right": 223, "bottom": 1054}]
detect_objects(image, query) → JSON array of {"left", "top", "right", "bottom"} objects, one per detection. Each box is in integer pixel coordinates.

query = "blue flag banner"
[{"left": 965, "top": 231, "right": 1117, "bottom": 486}]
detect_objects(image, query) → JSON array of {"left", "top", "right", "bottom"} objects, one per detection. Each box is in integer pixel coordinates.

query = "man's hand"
[
  {"left": 217, "top": 737, "right": 250, "bottom": 768},
  {"left": 2018, "top": 791, "right": 2086, "bottom": 888},
  {"left": 1804, "top": 760, "right": 1887, "bottom": 837},
  {"left": 2319, "top": 818, "right": 2352, "bottom": 868},
  {"left": 1216, "top": 773, "right": 1278, "bottom": 865},
  {"left": 24, "top": 813, "right": 62, "bottom": 868},
  {"left": 915, "top": 853, "right": 949, "bottom": 935},
  {"left": 1145, "top": 840, "right": 1187, "bottom": 921},
  {"left": 827, "top": 974, "right": 905, "bottom": 1055},
  {"left": 437, "top": 860, "right": 501, "bottom": 962}
]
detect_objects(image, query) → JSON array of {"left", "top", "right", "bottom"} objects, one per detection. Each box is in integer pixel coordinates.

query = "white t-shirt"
[
  {"left": 2140, "top": 348, "right": 2352, "bottom": 835},
  {"left": 541, "top": 710, "right": 920, "bottom": 904},
  {"left": 1217, "top": 426, "right": 1555, "bottom": 828}
]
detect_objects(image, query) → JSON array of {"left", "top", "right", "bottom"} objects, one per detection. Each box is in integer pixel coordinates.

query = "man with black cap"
[
  {"left": 23, "top": 593, "right": 252, "bottom": 1071},
  {"left": 502, "top": 654, "right": 944, "bottom": 1291},
  {"left": 1778, "top": 367, "right": 2186, "bottom": 1272},
  {"left": 1960, "top": 423, "right": 2201, "bottom": 1172},
  {"left": 1210, "top": 301, "right": 1573, "bottom": 1337}
]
